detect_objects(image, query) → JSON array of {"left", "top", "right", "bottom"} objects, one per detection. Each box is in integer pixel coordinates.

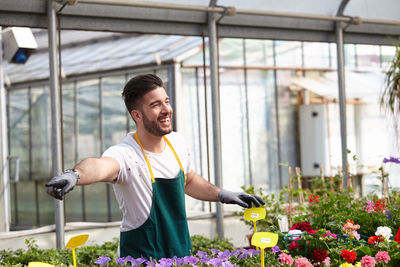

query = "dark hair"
[{"left": 122, "top": 74, "right": 164, "bottom": 113}]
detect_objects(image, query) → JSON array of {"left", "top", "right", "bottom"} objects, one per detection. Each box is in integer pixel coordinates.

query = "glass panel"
[
  {"left": 275, "top": 41, "right": 302, "bottom": 67},
  {"left": 65, "top": 186, "right": 84, "bottom": 222},
  {"left": 246, "top": 70, "right": 279, "bottom": 191},
  {"left": 380, "top": 45, "right": 396, "bottom": 71},
  {"left": 356, "top": 44, "right": 381, "bottom": 69},
  {"left": 303, "top": 42, "right": 330, "bottom": 68},
  {"left": 9, "top": 89, "right": 30, "bottom": 181},
  {"left": 14, "top": 181, "right": 36, "bottom": 228},
  {"left": 85, "top": 183, "right": 108, "bottom": 222},
  {"left": 63, "top": 82, "right": 76, "bottom": 168},
  {"left": 344, "top": 44, "right": 356, "bottom": 68},
  {"left": 276, "top": 70, "right": 301, "bottom": 186},
  {"left": 245, "top": 39, "right": 274, "bottom": 66},
  {"left": 77, "top": 79, "right": 100, "bottom": 160},
  {"left": 219, "top": 38, "right": 244, "bottom": 66},
  {"left": 219, "top": 69, "right": 249, "bottom": 190},
  {"left": 330, "top": 43, "right": 337, "bottom": 68},
  {"left": 102, "top": 76, "right": 128, "bottom": 149},
  {"left": 31, "top": 86, "right": 51, "bottom": 180},
  {"left": 181, "top": 68, "right": 207, "bottom": 212},
  {"left": 37, "top": 180, "right": 54, "bottom": 226}
]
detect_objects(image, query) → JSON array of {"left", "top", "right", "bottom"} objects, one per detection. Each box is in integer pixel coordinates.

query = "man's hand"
[
  {"left": 218, "top": 189, "right": 265, "bottom": 208},
  {"left": 45, "top": 170, "right": 79, "bottom": 200}
]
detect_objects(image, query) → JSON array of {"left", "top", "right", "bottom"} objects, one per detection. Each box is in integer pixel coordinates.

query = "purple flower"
[
  {"left": 383, "top": 157, "right": 400, "bottom": 164},
  {"left": 221, "top": 261, "right": 238, "bottom": 267},
  {"left": 196, "top": 250, "right": 208, "bottom": 258},
  {"left": 385, "top": 210, "right": 392, "bottom": 219},
  {"left": 158, "top": 258, "right": 174, "bottom": 267},
  {"left": 94, "top": 256, "right": 111, "bottom": 266},
  {"left": 210, "top": 248, "right": 220, "bottom": 255},
  {"left": 183, "top": 255, "right": 199, "bottom": 265},
  {"left": 208, "top": 258, "right": 223, "bottom": 266},
  {"left": 271, "top": 246, "right": 280, "bottom": 253}
]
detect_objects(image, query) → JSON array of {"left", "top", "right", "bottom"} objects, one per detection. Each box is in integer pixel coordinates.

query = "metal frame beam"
[{"left": 1, "top": 0, "right": 400, "bottom": 45}]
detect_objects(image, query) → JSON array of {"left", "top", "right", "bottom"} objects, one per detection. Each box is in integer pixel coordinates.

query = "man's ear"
[{"left": 131, "top": 109, "right": 141, "bottom": 122}]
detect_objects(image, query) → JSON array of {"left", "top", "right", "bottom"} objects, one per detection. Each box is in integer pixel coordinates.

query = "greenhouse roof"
[
  {"left": 4, "top": 33, "right": 203, "bottom": 86},
  {"left": 1, "top": 0, "right": 400, "bottom": 45}
]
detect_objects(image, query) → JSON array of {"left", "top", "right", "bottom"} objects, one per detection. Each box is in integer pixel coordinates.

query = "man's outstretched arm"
[
  {"left": 45, "top": 157, "right": 119, "bottom": 200},
  {"left": 184, "top": 171, "right": 265, "bottom": 208}
]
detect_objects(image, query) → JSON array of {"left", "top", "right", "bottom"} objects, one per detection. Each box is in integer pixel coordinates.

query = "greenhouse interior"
[{"left": 1, "top": 0, "right": 400, "bottom": 266}]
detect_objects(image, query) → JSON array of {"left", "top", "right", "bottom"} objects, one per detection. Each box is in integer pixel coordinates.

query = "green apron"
[{"left": 119, "top": 133, "right": 192, "bottom": 260}]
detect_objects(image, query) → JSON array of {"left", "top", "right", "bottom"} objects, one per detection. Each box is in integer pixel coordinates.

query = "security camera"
[{"left": 2, "top": 27, "right": 38, "bottom": 64}]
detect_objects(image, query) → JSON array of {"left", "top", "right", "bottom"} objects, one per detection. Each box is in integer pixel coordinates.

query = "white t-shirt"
[{"left": 102, "top": 132, "right": 192, "bottom": 232}]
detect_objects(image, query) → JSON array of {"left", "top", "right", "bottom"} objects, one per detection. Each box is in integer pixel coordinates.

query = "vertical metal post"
[
  {"left": 208, "top": 6, "right": 224, "bottom": 238},
  {"left": 48, "top": 0, "right": 65, "bottom": 248},
  {"left": 0, "top": 26, "right": 11, "bottom": 232},
  {"left": 336, "top": 21, "right": 348, "bottom": 188}
]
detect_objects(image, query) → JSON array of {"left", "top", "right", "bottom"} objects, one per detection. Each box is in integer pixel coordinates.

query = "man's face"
[{"left": 136, "top": 87, "right": 173, "bottom": 136}]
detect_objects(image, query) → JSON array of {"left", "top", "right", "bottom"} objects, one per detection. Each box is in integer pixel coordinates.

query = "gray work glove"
[
  {"left": 45, "top": 170, "right": 79, "bottom": 200},
  {"left": 218, "top": 189, "right": 265, "bottom": 208}
]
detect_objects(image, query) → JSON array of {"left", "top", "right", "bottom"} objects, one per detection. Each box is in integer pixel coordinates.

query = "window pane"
[
  {"left": 37, "top": 180, "right": 54, "bottom": 226},
  {"left": 275, "top": 41, "right": 302, "bottom": 67},
  {"left": 63, "top": 82, "right": 77, "bottom": 168},
  {"left": 102, "top": 76, "right": 128, "bottom": 149},
  {"left": 303, "top": 42, "right": 330, "bottom": 68},
  {"left": 219, "top": 69, "right": 249, "bottom": 190},
  {"left": 77, "top": 79, "right": 100, "bottom": 160},
  {"left": 245, "top": 39, "right": 274, "bottom": 66},
  {"left": 9, "top": 89, "right": 30, "bottom": 181},
  {"left": 65, "top": 186, "right": 84, "bottom": 222},
  {"left": 85, "top": 183, "right": 108, "bottom": 222},
  {"left": 247, "top": 70, "right": 279, "bottom": 191},
  {"left": 14, "top": 181, "right": 36, "bottom": 228},
  {"left": 356, "top": 44, "right": 381, "bottom": 69},
  {"left": 31, "top": 86, "right": 51, "bottom": 180},
  {"left": 380, "top": 45, "right": 396, "bottom": 71},
  {"left": 344, "top": 44, "right": 356, "bottom": 68},
  {"left": 219, "top": 38, "right": 244, "bottom": 66},
  {"left": 277, "top": 70, "right": 301, "bottom": 185}
]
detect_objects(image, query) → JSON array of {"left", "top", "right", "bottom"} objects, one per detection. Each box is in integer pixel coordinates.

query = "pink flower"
[
  {"left": 361, "top": 255, "right": 376, "bottom": 267},
  {"left": 323, "top": 231, "right": 337, "bottom": 239},
  {"left": 343, "top": 219, "right": 360, "bottom": 232},
  {"left": 346, "top": 230, "right": 360, "bottom": 240},
  {"left": 322, "top": 257, "right": 331, "bottom": 266},
  {"left": 294, "top": 257, "right": 312, "bottom": 267},
  {"left": 365, "top": 200, "right": 374, "bottom": 213},
  {"left": 278, "top": 253, "right": 294, "bottom": 266},
  {"left": 375, "top": 251, "right": 390, "bottom": 264}
]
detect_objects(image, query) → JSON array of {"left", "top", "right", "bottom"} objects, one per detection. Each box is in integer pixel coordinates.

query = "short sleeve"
[{"left": 102, "top": 145, "right": 129, "bottom": 184}]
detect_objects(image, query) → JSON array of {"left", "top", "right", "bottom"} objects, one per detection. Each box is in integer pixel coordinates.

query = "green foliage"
[
  {"left": 190, "top": 235, "right": 235, "bottom": 254},
  {"left": 233, "top": 185, "right": 284, "bottom": 232},
  {"left": 381, "top": 41, "right": 400, "bottom": 117}
]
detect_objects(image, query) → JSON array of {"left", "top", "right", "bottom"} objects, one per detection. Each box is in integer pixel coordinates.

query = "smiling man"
[{"left": 45, "top": 74, "right": 265, "bottom": 260}]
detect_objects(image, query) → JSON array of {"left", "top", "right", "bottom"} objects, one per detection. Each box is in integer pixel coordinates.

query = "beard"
[{"left": 142, "top": 112, "right": 173, "bottom": 136}]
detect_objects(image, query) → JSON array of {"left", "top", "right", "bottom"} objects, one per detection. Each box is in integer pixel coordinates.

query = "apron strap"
[{"left": 134, "top": 133, "right": 185, "bottom": 184}]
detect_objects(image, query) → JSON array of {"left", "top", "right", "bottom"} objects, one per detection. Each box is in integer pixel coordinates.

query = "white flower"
[{"left": 375, "top": 226, "right": 392, "bottom": 241}]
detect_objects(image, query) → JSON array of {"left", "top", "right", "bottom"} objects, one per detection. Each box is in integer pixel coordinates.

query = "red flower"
[
  {"left": 341, "top": 249, "right": 357, "bottom": 263},
  {"left": 308, "top": 229, "right": 319, "bottom": 234},
  {"left": 290, "top": 221, "right": 313, "bottom": 232},
  {"left": 311, "top": 249, "right": 328, "bottom": 263},
  {"left": 309, "top": 194, "right": 320, "bottom": 203},
  {"left": 395, "top": 227, "right": 400, "bottom": 245},
  {"left": 368, "top": 235, "right": 385, "bottom": 245},
  {"left": 289, "top": 237, "right": 302, "bottom": 250},
  {"left": 374, "top": 199, "right": 386, "bottom": 212}
]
